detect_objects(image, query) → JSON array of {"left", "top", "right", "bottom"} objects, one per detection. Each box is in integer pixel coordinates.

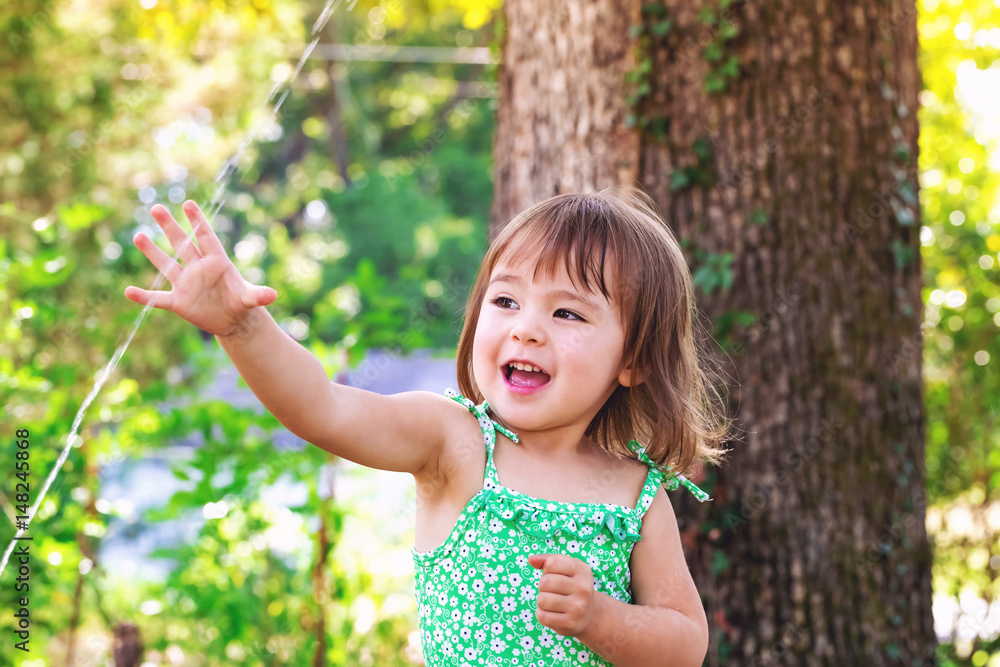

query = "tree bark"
[{"left": 491, "top": 0, "right": 934, "bottom": 664}]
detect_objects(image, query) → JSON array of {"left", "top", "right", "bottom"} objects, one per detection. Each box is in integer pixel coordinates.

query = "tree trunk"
[{"left": 491, "top": 0, "right": 935, "bottom": 664}]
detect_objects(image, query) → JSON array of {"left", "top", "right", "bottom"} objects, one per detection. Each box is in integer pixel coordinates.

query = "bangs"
[{"left": 487, "top": 196, "right": 627, "bottom": 309}]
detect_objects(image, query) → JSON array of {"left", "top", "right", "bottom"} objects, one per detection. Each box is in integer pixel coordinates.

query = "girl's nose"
[{"left": 509, "top": 311, "right": 546, "bottom": 344}]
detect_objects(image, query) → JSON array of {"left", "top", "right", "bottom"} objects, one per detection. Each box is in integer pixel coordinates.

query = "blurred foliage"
[
  {"left": 1, "top": 0, "right": 499, "bottom": 663},
  {"left": 917, "top": 0, "right": 1000, "bottom": 662}
]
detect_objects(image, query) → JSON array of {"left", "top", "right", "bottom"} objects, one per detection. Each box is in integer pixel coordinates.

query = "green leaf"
[
  {"left": 652, "top": 19, "right": 672, "bottom": 36},
  {"left": 696, "top": 6, "right": 716, "bottom": 25},
  {"left": 629, "top": 23, "right": 644, "bottom": 38},
  {"left": 711, "top": 549, "right": 730, "bottom": 575},
  {"left": 670, "top": 169, "right": 690, "bottom": 191},
  {"left": 748, "top": 208, "right": 767, "bottom": 225},
  {"left": 720, "top": 20, "right": 739, "bottom": 40},
  {"left": 648, "top": 115, "right": 670, "bottom": 138},
  {"left": 720, "top": 55, "right": 740, "bottom": 77},
  {"left": 642, "top": 2, "right": 667, "bottom": 16},
  {"left": 58, "top": 202, "right": 110, "bottom": 231},
  {"left": 692, "top": 136, "right": 713, "bottom": 161},
  {"left": 704, "top": 42, "right": 724, "bottom": 61},
  {"left": 704, "top": 71, "right": 726, "bottom": 93}
]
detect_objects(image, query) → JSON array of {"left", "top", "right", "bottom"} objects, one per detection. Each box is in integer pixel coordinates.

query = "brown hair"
[{"left": 455, "top": 185, "right": 731, "bottom": 477}]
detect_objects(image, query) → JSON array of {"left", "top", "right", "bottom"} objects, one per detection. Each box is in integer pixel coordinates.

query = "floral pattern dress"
[{"left": 410, "top": 389, "right": 711, "bottom": 667}]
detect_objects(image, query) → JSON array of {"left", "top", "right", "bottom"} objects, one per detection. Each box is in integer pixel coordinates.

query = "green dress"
[{"left": 410, "top": 389, "right": 711, "bottom": 666}]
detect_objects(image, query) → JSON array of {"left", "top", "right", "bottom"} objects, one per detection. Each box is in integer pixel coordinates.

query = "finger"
[
  {"left": 239, "top": 284, "right": 278, "bottom": 310},
  {"left": 538, "top": 554, "right": 580, "bottom": 576},
  {"left": 133, "top": 232, "right": 183, "bottom": 283},
  {"left": 124, "top": 286, "right": 175, "bottom": 311},
  {"left": 536, "top": 592, "right": 574, "bottom": 613},
  {"left": 529, "top": 554, "right": 549, "bottom": 569},
  {"left": 538, "top": 573, "right": 576, "bottom": 595},
  {"left": 151, "top": 204, "right": 202, "bottom": 265},
  {"left": 183, "top": 200, "right": 227, "bottom": 257}
]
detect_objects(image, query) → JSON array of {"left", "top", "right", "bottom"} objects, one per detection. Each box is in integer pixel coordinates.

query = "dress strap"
[
  {"left": 444, "top": 388, "right": 519, "bottom": 489},
  {"left": 626, "top": 439, "right": 712, "bottom": 503}
]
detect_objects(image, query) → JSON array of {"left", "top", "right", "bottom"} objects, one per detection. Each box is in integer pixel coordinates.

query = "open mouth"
[{"left": 503, "top": 362, "right": 551, "bottom": 390}]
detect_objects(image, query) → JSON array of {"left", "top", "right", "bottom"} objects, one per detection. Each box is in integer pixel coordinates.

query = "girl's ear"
[{"left": 618, "top": 363, "right": 643, "bottom": 387}]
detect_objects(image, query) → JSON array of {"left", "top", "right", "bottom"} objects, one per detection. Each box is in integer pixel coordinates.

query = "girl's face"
[{"left": 472, "top": 251, "right": 633, "bottom": 440}]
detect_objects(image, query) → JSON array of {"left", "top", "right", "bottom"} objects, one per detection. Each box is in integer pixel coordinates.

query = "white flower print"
[{"left": 412, "top": 393, "right": 651, "bottom": 667}]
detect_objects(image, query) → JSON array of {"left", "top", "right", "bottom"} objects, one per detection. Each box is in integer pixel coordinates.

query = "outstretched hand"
[
  {"left": 529, "top": 553, "right": 600, "bottom": 638},
  {"left": 124, "top": 201, "right": 277, "bottom": 337}
]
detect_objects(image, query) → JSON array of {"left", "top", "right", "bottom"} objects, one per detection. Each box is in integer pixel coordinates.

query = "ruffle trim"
[{"left": 475, "top": 486, "right": 643, "bottom": 543}]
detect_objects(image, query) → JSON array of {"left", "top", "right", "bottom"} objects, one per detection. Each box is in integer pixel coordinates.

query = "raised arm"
[{"left": 125, "top": 200, "right": 452, "bottom": 476}]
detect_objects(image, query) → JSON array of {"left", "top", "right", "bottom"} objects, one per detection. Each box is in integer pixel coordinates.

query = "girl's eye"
[
  {"left": 490, "top": 297, "right": 584, "bottom": 322},
  {"left": 491, "top": 296, "right": 515, "bottom": 309},
  {"left": 555, "top": 309, "right": 584, "bottom": 321}
]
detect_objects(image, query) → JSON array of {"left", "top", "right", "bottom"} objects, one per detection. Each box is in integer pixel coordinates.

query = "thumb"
[
  {"left": 240, "top": 284, "right": 277, "bottom": 309},
  {"left": 528, "top": 554, "right": 549, "bottom": 570},
  {"left": 255, "top": 285, "right": 278, "bottom": 306}
]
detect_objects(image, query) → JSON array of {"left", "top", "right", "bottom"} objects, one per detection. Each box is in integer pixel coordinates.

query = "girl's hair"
[{"left": 455, "top": 185, "right": 731, "bottom": 477}]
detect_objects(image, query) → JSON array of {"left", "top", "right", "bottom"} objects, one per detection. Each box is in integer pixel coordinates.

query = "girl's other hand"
[
  {"left": 124, "top": 200, "right": 277, "bottom": 338},
  {"left": 529, "top": 553, "right": 600, "bottom": 638}
]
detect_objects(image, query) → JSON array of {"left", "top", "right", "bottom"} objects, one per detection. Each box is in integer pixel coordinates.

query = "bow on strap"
[{"left": 445, "top": 388, "right": 520, "bottom": 446}]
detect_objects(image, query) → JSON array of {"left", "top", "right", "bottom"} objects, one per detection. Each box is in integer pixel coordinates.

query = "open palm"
[{"left": 124, "top": 201, "right": 277, "bottom": 337}]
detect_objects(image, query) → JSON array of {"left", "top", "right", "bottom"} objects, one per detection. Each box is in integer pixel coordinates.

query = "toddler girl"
[{"left": 125, "top": 185, "right": 730, "bottom": 666}]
